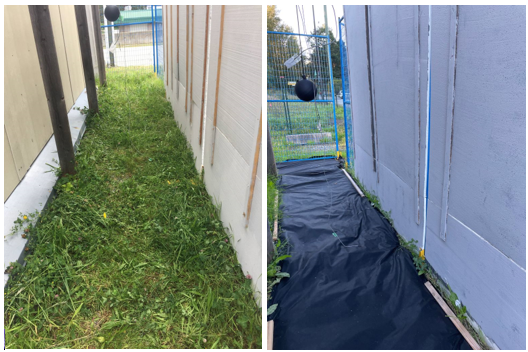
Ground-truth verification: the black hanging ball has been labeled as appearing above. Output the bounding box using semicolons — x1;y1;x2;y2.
294;75;317;102
104;5;121;22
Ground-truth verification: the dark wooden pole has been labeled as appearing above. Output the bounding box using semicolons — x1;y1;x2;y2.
29;5;76;176
74;5;98;113
267;221;275;264
267;122;278;176
91;5;106;86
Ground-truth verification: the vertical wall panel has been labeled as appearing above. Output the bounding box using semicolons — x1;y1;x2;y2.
214;6;262;166
49;5;74;109
59;5;85;101
4;5;86;200
85;5;99;83
369;6;417;187
4;128;20;201
164;5;262;301
447;5;526;267
344;5;526;349
4;5;53;180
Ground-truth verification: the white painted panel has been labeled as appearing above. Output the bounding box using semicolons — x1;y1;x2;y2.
164;5;262;302
215;6;261;166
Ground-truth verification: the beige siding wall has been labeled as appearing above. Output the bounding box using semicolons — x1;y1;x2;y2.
163;5;262;301
4;5;86;201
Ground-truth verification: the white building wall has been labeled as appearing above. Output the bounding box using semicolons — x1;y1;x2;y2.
163;5;263;303
343;5;525;349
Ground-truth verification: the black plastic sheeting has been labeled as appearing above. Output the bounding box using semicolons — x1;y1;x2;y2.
268;159;470;350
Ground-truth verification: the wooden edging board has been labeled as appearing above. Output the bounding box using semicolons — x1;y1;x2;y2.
424;281;481;350
267;320;274;350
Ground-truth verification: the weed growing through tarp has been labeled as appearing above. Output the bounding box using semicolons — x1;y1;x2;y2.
4;70;261;349
266;176;290;315
267;176;282;232
343;167;489;349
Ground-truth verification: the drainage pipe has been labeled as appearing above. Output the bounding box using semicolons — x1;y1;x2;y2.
422;5;432;256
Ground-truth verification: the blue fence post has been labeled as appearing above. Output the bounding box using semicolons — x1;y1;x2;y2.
326;34;339;156
339;18;351;166
154;6;159;75
151;6;155;72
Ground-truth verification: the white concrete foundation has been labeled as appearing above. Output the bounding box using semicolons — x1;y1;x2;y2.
4;90;88;286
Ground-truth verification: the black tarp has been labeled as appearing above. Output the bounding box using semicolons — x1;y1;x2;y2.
268;159;470;350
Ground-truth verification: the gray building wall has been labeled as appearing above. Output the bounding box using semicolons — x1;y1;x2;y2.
343;5;525;349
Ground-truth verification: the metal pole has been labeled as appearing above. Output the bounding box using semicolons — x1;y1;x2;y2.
92;5;106;86
324;5;340;154
339;18;351;166
155;6;159;75
281;86;292;134
107;5;115;67
103;5;109;65
151;6;155;72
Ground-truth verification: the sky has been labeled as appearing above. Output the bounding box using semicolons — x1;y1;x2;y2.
275;5;344;37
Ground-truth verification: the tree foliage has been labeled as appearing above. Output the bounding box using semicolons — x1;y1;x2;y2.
267;6;302;91
306;25;341;79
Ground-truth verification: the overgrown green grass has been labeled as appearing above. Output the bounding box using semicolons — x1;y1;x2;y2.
268;103;349;162
4;70;261;349
266;177;280;231
265;176;289;314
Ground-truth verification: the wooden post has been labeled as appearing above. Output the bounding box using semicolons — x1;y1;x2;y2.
91;5;106;86
185;5;189;112
210;5;226;165
199;5;210;145
267;320;274;350
74;5;98;113
267;122;277;176
28;5;76;176
267;221;274;264
245;111;262;228
189;5;195;123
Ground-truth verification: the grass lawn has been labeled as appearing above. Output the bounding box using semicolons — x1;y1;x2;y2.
268;102;352;163
4;70;261;349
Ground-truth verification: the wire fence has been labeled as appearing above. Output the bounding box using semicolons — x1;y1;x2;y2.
267;31;338;163
99;5;163;77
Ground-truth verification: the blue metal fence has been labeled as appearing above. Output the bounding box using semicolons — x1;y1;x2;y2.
267;31;339;163
153;5;163;78
339;18;353;167
99;5;163;78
